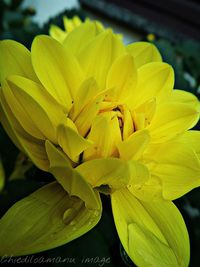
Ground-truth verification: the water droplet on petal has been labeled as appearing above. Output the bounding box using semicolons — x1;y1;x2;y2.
69;220;76;226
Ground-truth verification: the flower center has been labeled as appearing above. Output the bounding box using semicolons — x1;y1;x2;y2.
99;101;135;141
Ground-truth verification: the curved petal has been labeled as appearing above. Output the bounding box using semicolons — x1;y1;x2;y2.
0;159;5;191
2;80;44;140
106;53;137;102
128;62;174;109
148;102;199;142
126;41;162;68
7;75;64;143
0;181;102;256
78;30;125;89
144;141;200;199
31;35;84;110
0;86;49;171
63;15;82;32
70;78;101;121
111;188;189;267
57;119;92;162
45;140;72;168
171;89;200;112
117;129;150;160
74;93;104;137
83;112;121;160
177;130;200;158
0;40;38;83
49;24;67;43
76;158;148;190
63;20;103;56
0;92;24;151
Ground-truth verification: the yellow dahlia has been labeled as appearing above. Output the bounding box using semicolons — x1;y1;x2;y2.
0;17;200;267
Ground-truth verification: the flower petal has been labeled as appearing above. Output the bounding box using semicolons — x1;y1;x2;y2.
31;35;84;110
171;89;200;112
111;188;189;267
49;24;67;43
57;119;92;162
74;94;104;137
117;129;150;160
0;159;5;191
2;80;44;140
0;181;101;256
106;53;137;101
148;102;199;142
63;20;102;55
70;78;101;121
0;90;24;151
77;158;148;190
126;41;162;68
7;75;64;143
78;30;125;89
177;130;200;158
83;112;121;160
128;62;174;109
144;141;200;199
0;86;49;171
0;40;38;83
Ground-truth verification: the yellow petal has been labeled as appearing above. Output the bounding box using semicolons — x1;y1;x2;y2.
128;224;178;267
74;94;103;137
63;20;102;56
0;40;38;83
77;158;148;190
140;199;189;267
171;89;200;112
177;130;200;158
128;62;174;109
78;30;125;89
70;78;101;121
49;24;67;43
122;107;134;140
133;98;156;131
7;75;64;143
118;129;150;160
144;141;200;199
83;112;121;160
2;81;44;140
0;86;49;171
111;188;189;267
77;158;129;189
149;102;199;142
0;181;101;256
0;91;24;151
19;136;49;171
63;15;82;32
45;140;72;168
126;41;162;68
0;159;5;191
128;175;163;201
31;35;84;111
57;119;92;162
106;54;137;101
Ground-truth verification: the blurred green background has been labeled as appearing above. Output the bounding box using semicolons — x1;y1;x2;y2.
0;0;200;266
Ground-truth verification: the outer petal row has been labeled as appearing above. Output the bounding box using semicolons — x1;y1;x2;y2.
111;188;189;267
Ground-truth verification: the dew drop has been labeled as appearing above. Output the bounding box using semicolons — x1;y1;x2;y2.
69;220;76;226
63;208;74;224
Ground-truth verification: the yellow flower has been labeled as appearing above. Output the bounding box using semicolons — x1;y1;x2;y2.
49;15;104;43
0;17;200;266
